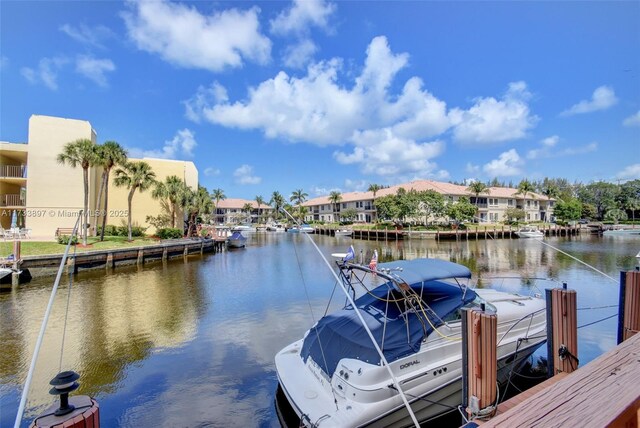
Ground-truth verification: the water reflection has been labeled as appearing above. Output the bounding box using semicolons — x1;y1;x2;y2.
0;232;638;427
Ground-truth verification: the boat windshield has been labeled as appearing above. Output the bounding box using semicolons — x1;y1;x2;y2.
300;259;477;377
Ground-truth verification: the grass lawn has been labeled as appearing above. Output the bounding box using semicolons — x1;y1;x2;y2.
0;236;161;257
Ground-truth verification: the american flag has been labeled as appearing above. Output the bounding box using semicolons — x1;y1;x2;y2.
369;250;378;271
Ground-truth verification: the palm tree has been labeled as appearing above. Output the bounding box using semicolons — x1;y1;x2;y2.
540;183;559;223
290;189;308;221
94;141;127;240
57;138;98;245
466;181;490;222
182;186;213;236
113;161;157;241
255;195;265;222
515;179;536;222
270;191;285;220
368;184;382;222
329;190;342;223
152;175;187;228
242;202;254;223
211;188;226;224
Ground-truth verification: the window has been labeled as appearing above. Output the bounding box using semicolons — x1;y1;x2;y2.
342;203;347;208
489;198;498;206
508;199;514;206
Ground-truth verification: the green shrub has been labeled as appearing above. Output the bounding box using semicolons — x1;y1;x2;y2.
157;228;183;239
57;235;78;245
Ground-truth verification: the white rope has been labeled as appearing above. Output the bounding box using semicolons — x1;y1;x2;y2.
14;212;82;428
534;238;619;284
282;208;420;428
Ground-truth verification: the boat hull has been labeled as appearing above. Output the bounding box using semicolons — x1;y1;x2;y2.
276;341;543;428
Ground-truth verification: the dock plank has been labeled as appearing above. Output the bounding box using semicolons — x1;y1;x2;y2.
482;333;640;427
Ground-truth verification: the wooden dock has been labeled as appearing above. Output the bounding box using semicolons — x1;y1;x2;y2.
477;332;640;427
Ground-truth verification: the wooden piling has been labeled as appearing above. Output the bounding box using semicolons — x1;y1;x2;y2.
617;269;640;344
462;307;497;420
545;286;578;376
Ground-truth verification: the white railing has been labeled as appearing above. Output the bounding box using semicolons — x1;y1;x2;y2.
0;165;26;178
1;194;25;207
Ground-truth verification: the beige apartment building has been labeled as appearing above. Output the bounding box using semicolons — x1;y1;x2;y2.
0;115;198;237
213;198;274;224
303;180;554;224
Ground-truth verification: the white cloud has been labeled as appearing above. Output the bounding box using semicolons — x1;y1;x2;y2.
122;0;271;72
129;129;197;160
623;110;640;127
21;57;68;90
334;128;445;177
75;55;115;87
450;81;538;144
233;164;261;185
561;85;618;116
343;179;367;192
270;0;335;35
527;135;597;160
616;164;640;180
184;82;229;123
204;167;220;177
466;163;480;174
60;23;115;48
282;39;318;69
184;36;450;148
483;149;523;177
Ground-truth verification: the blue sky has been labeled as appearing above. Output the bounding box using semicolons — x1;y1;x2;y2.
1;1;639;200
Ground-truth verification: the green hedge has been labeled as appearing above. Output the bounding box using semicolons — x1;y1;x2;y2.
57;235;78;245
156;228;183;239
98;224;147;237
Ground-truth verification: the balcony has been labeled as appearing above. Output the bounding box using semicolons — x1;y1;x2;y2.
0;165;26;178
0;194;25;207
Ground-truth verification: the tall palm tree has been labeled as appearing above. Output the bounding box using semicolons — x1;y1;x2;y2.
290;189;308;221
270;191;285;220
113;161;157;241
152;175;187;228
515;179;536;222
466;181;490;221
255;195;265;222
57;138;98;245
329;190;342;223
368;184;382;222
211;188;226;224
182;186;213;236
540;183;559;223
95;141;127;240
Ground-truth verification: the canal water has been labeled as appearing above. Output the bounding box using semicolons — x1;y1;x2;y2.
1;233;638;427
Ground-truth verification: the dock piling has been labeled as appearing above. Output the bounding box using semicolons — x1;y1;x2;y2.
462;306;497;422
545;285;578;376
617;269;640;344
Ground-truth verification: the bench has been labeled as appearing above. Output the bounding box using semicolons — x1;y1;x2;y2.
55;228;75;237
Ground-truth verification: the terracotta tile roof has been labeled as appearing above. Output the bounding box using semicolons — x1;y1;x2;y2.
215;198;272;209
303;179;551;206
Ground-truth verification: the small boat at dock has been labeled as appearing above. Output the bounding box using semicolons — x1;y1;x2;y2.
602;228;640;236
226;231;247;248
515;225;544;238
287;224;315;234
275;257;547;427
334;228;353;237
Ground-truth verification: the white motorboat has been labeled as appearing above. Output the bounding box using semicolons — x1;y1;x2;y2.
288;224;316;234
275;258;546;427
515;226;544;238
0;267;12;281
226;231;247;248
232;224;257;233
334;229;353;237
603;228;640;236
267;222;286;232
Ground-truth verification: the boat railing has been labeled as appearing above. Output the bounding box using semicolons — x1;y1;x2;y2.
496;306;546;346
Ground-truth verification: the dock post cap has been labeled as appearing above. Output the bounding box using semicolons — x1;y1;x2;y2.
49;370;80;416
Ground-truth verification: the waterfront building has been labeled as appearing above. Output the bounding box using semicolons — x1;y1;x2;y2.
303;180;554;224
0;115;198;237
213;198;274;225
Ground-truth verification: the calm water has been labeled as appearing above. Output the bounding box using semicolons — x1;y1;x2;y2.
1;233;638;427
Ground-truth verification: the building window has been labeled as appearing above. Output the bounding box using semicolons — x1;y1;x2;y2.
508;199;514;206
489;198;498;206
342;203;347;208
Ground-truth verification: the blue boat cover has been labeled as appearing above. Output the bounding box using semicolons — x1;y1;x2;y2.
229;231;245;240
300;259;476;377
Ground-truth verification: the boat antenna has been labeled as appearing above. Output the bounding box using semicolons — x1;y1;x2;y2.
281;207;420;428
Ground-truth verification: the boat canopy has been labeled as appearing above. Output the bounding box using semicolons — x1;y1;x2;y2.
229;231;245;240
301;259;476;377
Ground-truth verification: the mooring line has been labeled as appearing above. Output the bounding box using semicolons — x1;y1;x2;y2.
534;238;619;284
